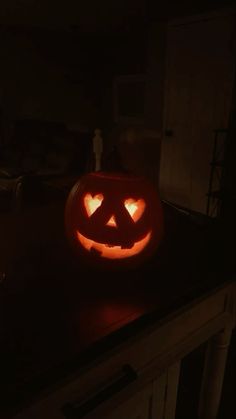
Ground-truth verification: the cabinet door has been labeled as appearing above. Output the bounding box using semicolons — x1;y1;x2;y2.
106;384;153;419
160;12;235;213
152;363;180;419
106;374;168;419
162;362;181;419
152;372;168;418
106;363;180;419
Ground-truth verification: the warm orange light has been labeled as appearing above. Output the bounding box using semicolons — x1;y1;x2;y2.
84;193;103;217
66;172;164;268
76;230;152;259
124;198;146;222
84;195;146;227
106;215;117;227
99;304;145;326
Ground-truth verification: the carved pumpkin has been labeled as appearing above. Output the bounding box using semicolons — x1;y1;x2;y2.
65;172;164;268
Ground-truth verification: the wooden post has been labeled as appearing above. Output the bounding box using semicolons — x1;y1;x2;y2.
198;327;232;419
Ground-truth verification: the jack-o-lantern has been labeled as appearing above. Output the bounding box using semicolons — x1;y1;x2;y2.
65;172;164;269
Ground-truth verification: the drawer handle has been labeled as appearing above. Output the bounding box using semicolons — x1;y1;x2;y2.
62;364;137;418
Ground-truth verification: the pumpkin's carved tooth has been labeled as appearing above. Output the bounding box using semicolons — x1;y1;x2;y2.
121;243;134;249
90;247;102;256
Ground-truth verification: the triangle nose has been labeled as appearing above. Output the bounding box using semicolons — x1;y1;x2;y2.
106;215;117;227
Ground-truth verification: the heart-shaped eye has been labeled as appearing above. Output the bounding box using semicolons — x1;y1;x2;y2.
84;193;104;217
124;198;146;222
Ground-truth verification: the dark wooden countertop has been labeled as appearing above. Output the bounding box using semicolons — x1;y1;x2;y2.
0;200;234;417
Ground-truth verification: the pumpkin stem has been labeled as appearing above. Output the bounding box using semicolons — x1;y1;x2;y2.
102;145;127;172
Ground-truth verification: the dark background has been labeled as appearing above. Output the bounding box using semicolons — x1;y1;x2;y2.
0;1;235;418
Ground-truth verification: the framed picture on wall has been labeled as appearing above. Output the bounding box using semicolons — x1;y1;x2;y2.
113;74;146;124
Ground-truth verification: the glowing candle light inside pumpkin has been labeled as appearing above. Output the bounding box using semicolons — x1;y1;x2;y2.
84;193;103;217
124;198;146;222
65;172;164;268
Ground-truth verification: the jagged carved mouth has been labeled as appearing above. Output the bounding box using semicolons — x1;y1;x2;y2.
76;230;151;259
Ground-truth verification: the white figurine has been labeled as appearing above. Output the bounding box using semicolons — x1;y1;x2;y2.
92;128;103;171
